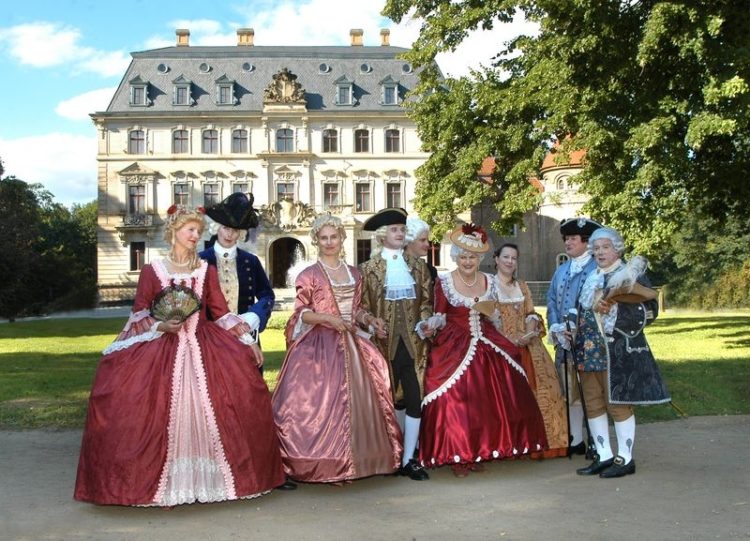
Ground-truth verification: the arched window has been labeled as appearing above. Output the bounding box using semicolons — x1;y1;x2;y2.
202;129;219;154
322;129;338;153
354;129;369;153
276;128;294;152
385;129;400;153
232;129;248;153
172;129;188;154
128;130;145;154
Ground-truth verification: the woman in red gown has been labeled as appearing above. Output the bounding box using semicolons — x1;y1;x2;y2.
419;224;547;477
74;206;285;506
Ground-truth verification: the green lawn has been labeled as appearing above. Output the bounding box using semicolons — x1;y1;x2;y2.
0;310;748;428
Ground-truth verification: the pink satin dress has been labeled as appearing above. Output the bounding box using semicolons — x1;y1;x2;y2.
419;273;547;468
272;263;402;483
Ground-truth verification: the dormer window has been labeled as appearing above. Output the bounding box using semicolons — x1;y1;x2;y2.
215;74;238;106
128;75;151;106
380;76;400;105
334;75;354;106
172;75;194;106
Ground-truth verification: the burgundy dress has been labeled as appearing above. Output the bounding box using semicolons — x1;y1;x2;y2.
74;260;285;506
419;273;548;468
272;263;402;483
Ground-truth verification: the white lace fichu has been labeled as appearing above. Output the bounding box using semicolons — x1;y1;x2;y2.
381;248;416;300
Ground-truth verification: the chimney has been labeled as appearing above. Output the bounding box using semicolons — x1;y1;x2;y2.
237;28;255;46
380;28;390;47
349;28;363;47
176;29;190;47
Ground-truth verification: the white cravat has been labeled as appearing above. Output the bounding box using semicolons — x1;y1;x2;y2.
381;247;416;300
569;252;592;276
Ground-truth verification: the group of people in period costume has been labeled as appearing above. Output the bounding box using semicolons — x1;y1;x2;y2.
74;196;670;508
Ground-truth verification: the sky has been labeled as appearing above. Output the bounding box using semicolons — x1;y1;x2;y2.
0;0;536;206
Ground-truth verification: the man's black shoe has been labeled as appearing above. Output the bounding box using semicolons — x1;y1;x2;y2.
398;459;429;481
276;478;298;490
568;442;586;456
576;456;614;476
599;456;635;478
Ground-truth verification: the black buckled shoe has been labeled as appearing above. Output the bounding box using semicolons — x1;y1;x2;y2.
276;478;298;490
599;456;635;478
568;442;586;456
576;455;614;476
398;459;430;481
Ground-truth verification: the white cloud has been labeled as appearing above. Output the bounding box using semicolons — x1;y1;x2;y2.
0;21;129;77
55;88;117;121
0;133;97;205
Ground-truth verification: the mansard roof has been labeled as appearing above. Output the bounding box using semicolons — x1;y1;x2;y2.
102;44;430;115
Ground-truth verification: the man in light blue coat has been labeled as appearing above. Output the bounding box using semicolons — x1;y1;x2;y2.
546;217;602;455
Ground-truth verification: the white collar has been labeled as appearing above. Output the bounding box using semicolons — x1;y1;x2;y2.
381;247;403;261
597;259;622;274
214;243;238;260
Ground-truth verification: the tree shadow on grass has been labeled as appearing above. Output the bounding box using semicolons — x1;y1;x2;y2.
0;318;123;340
649;316;750;335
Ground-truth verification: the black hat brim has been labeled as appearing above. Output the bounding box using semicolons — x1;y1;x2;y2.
362;208;408;231
560;218;602;237
205;192;259;230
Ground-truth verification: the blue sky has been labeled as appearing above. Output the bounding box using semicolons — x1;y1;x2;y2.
0;0;534;206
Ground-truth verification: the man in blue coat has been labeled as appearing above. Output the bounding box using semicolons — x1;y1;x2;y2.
546;217;602;455
200;192;275;349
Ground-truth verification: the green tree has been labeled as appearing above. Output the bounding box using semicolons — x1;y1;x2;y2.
383;0;750;256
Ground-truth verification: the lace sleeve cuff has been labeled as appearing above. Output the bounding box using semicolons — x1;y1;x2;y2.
216;312;257;344
290;308;313;342
103;309;163;355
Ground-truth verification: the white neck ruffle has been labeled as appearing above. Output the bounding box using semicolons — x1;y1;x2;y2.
381;248;416;300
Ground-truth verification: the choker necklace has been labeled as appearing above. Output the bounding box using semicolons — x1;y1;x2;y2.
457;271;478;288
319;259;344;271
166;256;190;267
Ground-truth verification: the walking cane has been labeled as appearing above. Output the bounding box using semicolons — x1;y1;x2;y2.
566;309;596;460
561;342;573;459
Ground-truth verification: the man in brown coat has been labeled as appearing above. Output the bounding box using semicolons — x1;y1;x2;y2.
360;208;434;480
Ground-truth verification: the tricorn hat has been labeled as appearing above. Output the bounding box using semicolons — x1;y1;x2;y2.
362;207;408;231
449;223;490;253
205;192;259;230
560;217;602;237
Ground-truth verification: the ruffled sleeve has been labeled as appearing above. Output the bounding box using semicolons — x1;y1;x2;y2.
284;267;316;346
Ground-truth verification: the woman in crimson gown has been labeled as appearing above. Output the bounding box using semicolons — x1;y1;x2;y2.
419;224;547;477
272;215;402;483
74;206;285;506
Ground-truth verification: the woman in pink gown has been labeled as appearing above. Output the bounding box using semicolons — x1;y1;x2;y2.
419;224;547;477
74;206;285;506
272;215;402;483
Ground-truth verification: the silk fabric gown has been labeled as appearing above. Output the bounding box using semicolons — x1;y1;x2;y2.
272;263;402;483
74;260;285;506
419;273;547;468
494;278;569;458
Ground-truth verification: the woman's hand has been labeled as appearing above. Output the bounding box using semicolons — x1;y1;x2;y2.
250;343;264;367
322;314;354;333
158;318;183;334
371;317;388;339
419;321;435;338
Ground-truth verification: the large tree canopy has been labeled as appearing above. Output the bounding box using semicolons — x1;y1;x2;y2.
383;0;750;256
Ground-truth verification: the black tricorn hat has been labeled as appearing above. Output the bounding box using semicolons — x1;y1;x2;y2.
560;217;602;237
205;192;259;230
362;207;408;231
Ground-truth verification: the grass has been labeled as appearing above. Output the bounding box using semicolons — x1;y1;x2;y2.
1;310;748;428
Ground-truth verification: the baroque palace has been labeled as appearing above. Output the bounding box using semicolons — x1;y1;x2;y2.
94;28;585;303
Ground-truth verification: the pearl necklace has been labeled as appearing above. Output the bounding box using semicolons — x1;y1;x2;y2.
166;256;190;267
456;271;478;288
319;259;344;271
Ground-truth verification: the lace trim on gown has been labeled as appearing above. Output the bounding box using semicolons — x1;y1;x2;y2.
422;273;527;406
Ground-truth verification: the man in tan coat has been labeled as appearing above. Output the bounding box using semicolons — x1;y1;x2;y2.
359;208;434;480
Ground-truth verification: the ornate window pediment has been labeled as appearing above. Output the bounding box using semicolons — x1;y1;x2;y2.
379;75;400;105
172;74;194;106
129;75;151;106
215;74;238;105
263;68;306;104
119;162;158;184
334;75;355;106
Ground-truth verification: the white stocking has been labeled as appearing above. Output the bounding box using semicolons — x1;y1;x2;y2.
402;415;421;467
587;414;613;461
614;415;636;464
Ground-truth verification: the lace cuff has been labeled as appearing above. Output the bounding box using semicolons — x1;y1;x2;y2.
103;309;163;355
240;311;261;332
215;312;257;344
290;309;313;342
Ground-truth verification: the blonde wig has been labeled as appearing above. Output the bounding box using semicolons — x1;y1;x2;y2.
163;205;206;270
310;214;347;259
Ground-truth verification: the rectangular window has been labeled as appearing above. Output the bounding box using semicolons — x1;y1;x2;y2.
337;86;350;105
129;241;146;271
354;129;369;153
233;182;248;194
383;85;397;105
128;185;145;214
203;184;220;207
355;183;371;212
173;183;189;206
232;129;248;153
172;129;189;154
385;129;400;153
323;183;340;209
219;85;231;104
276;128;294;152
427;241;441;267
322;129;338;153
356;239;372;265
128;130;145;154
202;130;218;154
132;86;144;105
386;182;402;208
277;182;295;201
175;86;188;105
